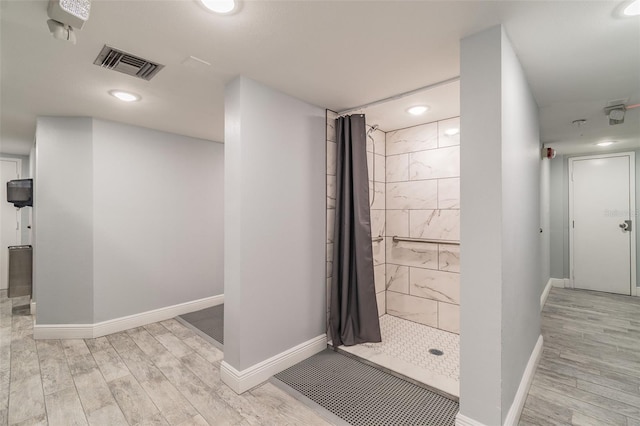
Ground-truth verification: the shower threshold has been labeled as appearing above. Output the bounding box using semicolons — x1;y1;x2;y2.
336;314;460;400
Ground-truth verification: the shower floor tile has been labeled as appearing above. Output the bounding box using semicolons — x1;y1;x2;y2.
338;314;460;398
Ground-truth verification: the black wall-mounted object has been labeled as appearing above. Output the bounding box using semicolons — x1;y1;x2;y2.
6;178;33;208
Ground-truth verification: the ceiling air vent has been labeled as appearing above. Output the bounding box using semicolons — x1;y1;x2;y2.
93;45;164;81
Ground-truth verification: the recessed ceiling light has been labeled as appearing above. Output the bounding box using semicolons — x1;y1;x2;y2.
407;105;429;116
199;0;236;14
109;90;140;102
623;0;640;15
444;128;460;136
596;141;616;147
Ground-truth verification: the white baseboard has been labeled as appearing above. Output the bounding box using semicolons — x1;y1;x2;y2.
33;323;94;339
221;334;327;394
33;294;223;340
503;335;543;426
456;335;543;426
455;413;487;426
30;300;36;315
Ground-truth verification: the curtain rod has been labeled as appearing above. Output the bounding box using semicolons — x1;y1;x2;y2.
336;75;460;116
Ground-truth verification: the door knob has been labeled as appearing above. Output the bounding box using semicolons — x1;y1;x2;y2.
619;220;632;231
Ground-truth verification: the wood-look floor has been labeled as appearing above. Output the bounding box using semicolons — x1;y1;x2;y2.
521;288;640;426
0;292;331;426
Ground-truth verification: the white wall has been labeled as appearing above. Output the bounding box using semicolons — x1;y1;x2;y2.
34;117;224;325
92;119;224;322
460;26;504;425
224;76;325;372
459;25;541;425
499;27;542;422
35;117;94;324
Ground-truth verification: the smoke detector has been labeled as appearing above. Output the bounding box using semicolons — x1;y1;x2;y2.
48;0;90;29
47;0;90;44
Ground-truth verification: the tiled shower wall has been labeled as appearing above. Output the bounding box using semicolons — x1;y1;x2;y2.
385;118;461;333
326;112;460;336
326;111;386;336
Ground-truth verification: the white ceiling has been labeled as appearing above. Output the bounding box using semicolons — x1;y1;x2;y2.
1;1;639;155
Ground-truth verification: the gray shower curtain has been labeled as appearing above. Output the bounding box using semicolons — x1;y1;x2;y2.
330;114;382;347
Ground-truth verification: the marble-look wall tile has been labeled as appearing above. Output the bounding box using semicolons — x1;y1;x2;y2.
386;238;438;269
370;210;385;238
367;128;386;156
370;182;385;210
326;175;336;209
386;180;437;210
439;245;460;273
367;152;385;183
438;117;460;148
386;292;437;327
326;243;334;265
327;111;337;143
326;244;333;278
386;264;409;294
409;210;460;241
386;154;409;183
326;142;336;176
383;116;460;334
373;237;385;266
376;292;386;317
374;154;385;183
326;278;331;315
438;302;460;334
438;178;460;209
386;122;437;155
386;210;409;237
374;264;386;294
409;146;460;180
326;210;335;244
410;268;460;304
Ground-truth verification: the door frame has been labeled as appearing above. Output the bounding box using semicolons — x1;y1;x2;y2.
569;152;637;296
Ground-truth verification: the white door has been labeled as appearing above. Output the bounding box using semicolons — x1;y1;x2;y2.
1;158;21;290
570;153;636;295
